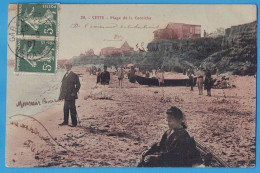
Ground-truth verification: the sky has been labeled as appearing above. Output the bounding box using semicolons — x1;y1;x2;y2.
8;4;257;60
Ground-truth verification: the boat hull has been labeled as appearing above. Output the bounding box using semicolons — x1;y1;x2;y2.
135;75;197;87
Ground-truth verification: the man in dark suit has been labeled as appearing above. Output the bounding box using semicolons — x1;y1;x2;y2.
59;61;81;127
101;66;110;85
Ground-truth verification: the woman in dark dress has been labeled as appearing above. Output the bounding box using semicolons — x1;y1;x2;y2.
138;106;202;167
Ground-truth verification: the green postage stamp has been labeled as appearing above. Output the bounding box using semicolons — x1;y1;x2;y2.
15;39;56;73
12;3;58;73
17;4;58;37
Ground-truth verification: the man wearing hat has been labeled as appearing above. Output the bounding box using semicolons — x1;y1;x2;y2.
101;66;110;85
59;61;81;127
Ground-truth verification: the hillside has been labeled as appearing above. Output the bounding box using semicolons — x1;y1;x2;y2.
70;21;256;75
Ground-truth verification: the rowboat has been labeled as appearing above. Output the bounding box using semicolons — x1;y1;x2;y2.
134;75;197;87
195;139;230;167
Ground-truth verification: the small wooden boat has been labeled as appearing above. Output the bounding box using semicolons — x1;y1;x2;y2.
195;139;230;167
135;75;197;87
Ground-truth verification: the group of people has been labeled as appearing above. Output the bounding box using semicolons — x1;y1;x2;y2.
187;67;215;96
96;66;111;85
58;62;204;167
58;63;215;128
109;66;136;88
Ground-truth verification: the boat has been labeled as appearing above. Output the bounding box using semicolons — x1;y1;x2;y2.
195;139;230;167
134;75;197;87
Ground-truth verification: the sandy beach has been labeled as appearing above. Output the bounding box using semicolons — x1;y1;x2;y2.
6;67;256;167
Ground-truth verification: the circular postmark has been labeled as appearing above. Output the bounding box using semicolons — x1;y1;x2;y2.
8;11;57;64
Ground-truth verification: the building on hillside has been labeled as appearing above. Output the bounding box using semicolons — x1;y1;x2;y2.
120;41;134;54
153;23;201;40
100;41;135;56
100;47;120;56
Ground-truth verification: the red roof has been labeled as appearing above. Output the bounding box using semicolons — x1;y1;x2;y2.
121;41;133;49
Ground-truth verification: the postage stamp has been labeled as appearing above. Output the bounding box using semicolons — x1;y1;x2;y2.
8;3;59;73
16;3;58;37
15;39;56;73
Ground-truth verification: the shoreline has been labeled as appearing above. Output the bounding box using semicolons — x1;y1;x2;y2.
6;67;64;123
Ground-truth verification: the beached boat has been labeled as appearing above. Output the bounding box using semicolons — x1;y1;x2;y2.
134;75;197;87
195;139;230;167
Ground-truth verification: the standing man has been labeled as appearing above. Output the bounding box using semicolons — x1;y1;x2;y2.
59;61;81;127
197;76;203;95
157;70;164;86
96;68;102;84
101;66;110;85
196;67;204;95
129;66;136;83
204;70;213;96
145;70;150;78
100;66;110;98
187;68;194;91
117;67;124;88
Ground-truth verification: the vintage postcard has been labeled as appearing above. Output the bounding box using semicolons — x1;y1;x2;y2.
6;4;256;167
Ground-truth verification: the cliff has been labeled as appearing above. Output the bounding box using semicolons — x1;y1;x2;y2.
201;21;256;75
145;21;256;75
145;37;223;72
70;21;256;75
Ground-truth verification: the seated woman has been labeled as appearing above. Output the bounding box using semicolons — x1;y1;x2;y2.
138;106;202;167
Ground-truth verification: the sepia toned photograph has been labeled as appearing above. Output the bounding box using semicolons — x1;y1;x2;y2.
6;4;256;167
